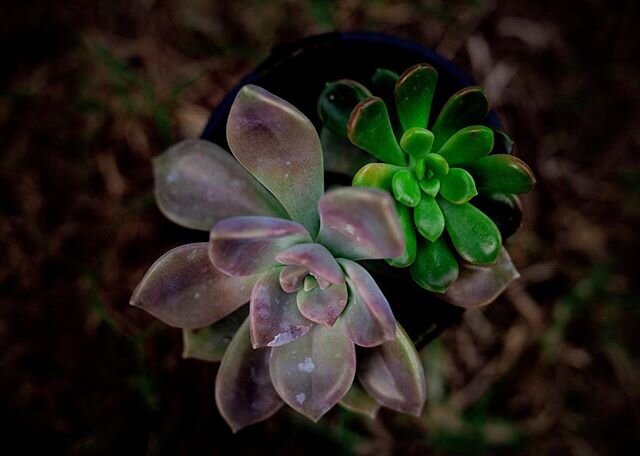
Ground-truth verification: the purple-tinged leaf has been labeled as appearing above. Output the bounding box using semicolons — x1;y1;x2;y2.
227;85;324;235
317;187;405;261
296;282;348;327
210;216;311;277
276;243;345;285
338;259;396;347
270;322;356;421
130;243;256;329
339;382;380;419
215;317;283;432
442;248;520;308
182;306;248;362
250;268;313;348
279;265;307;293
358;324;426;416
153;139;286;231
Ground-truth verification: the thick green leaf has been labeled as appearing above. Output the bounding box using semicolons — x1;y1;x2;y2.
339;381;380;419
392;169;421;207
209;216;311;277
414;195;445;241
347;97;406;166
386;203;417;267
419;176;440;197
130;243;256;329
395;63;438;131
437;125;494;165
227;85;324;235
464;154;536;194
317;187;405;261
270;322;356;421
442;248;519;307
296;282;348;327
409;238;459;293
338;259;396;347
472;192;523;239
439;198;502;264
439;168;478;204
250;268;313;348
358;323;426;416
431;87;489;152
320;127;374;176
424;153;449;176
352;163;403;190
400;127;434;160
215;318;283;432
318;79;372;138
153;139;286;231
182;306;249;362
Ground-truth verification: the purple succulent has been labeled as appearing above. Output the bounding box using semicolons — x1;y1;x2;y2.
131;85;427;431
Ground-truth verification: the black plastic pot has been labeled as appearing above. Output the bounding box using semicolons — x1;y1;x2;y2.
201;32;503;348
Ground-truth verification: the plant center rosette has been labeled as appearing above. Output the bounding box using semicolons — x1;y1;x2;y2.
131;85;426;431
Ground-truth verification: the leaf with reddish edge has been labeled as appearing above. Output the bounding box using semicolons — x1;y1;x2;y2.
339;381;380;419
215;317;283;433
358;323;426;416
130;243;256;329
276;243;345;285
338;259;396;347
279;265;307;293
464;154;536;194
442;248;520;308
296;282;348;327
395;63;438;132
270;322;356;422
182;306;248;363
250;268;313;348
316;187;405;261
227;85;324;236
153;139;286;231
210;216;311;277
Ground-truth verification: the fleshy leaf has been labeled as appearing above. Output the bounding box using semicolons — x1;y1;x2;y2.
491;129;514;155
317;187;405;261
442;248;520;307
400;127;434;160
130;243;255;329
352;163;403;190
431;87;489;152
182;306;249;362
338;259;396;347
227;85;324;235
424;153;449;176
419;176;440;197
437;125;494;165
320;127;374;176
392;169;421;207
296;282;348;327
386;203;417;268
215;318;283;432
439;168;478;204
439;198;502;264
210;216;311;276
339;381;380;419
276;243;344;285
464;154;536;194
269;322;356;421
318;80;372;138
279;265;307;293
410;238;459;293
414;195;445;241
250;268;313;348
358;323;426;416
347;97;406;166
472;192;523;239
395;63;438;131
153;139;286;231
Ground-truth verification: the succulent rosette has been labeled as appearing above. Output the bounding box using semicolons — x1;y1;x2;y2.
318;63;535;298
131;85;427;431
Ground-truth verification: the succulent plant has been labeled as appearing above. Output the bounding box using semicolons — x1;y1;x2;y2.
318;64;535;295
131;85;427;431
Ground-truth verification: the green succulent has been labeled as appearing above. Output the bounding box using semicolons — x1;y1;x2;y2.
318;64;535;293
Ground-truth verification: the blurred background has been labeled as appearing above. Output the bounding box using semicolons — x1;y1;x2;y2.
2;0;639;454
